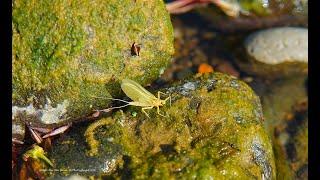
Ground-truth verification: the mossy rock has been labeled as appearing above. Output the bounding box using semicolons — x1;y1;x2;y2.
12;0;174;127
45;122;124;177
66;72;275;179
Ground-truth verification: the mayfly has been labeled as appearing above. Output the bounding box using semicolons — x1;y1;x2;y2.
94;79;171;117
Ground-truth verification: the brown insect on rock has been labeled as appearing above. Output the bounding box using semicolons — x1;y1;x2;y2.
131;42;141;56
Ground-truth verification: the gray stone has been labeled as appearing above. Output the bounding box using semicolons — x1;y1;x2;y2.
244;27;308;65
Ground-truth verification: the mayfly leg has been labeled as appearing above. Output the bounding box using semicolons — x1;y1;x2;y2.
157;91;166;99
165;95;172;107
142;106;154;118
156;106;167;117
157;91;171;106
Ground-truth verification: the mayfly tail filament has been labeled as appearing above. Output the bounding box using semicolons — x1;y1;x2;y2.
91;95;131;112
97;103;131;113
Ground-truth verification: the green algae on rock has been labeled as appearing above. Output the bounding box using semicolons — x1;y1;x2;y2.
45;122;124;177
81;72;276;179
12;0;174;131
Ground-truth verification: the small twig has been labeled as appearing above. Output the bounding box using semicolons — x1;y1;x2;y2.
166;0;211;14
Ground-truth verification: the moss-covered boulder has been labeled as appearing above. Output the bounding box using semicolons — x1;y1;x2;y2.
12;0;174;129
46;72;275;179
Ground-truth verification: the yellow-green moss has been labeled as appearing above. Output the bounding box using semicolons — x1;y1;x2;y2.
84;72;275;179
12;0;174;121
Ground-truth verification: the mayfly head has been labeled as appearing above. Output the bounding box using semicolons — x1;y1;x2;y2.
153;98;166;107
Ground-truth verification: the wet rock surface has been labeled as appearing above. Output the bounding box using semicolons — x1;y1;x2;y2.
160;16;242;82
193;0;308;32
47;73;275;179
12;0;174;130
45;121;123;178
251;75;308;179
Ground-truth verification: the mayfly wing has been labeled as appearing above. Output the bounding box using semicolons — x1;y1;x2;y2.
121;79;156;103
